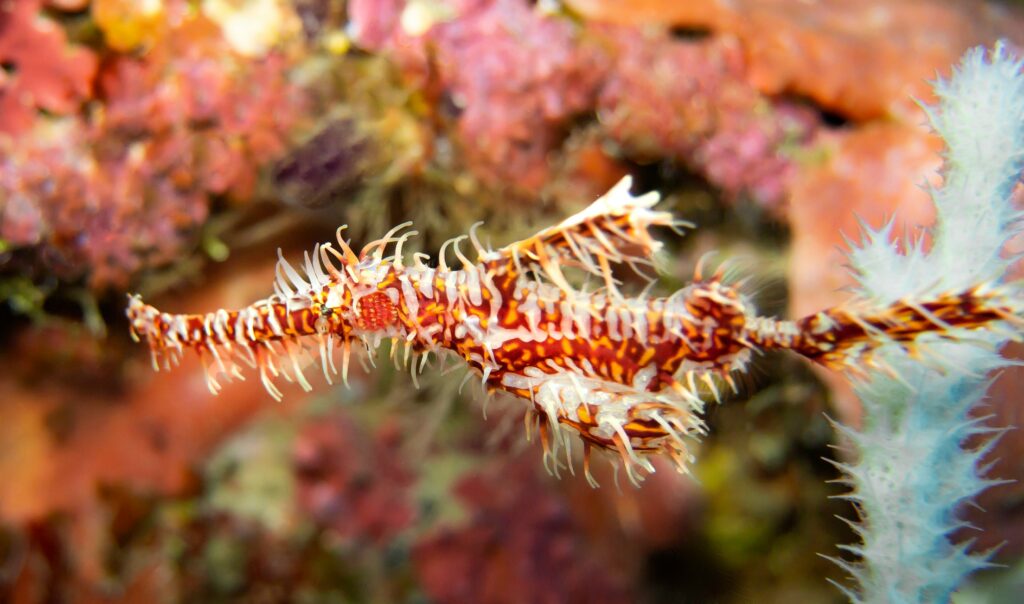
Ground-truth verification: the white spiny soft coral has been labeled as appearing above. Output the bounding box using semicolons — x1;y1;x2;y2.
831;42;1024;604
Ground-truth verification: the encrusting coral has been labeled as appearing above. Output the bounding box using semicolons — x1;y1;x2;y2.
0;0;97;137
0;0;307;289
347;0;814;206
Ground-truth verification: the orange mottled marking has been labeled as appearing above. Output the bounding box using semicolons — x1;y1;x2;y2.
773;286;1019;370
357;292;398;331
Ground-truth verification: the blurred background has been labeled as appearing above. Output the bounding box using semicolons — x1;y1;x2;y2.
1;1;1023;602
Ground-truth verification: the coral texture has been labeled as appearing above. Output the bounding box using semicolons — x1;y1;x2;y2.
412;457;634;603
831;42;1024;603
0;7;306;288
348;0;810;205
293;413;417;544
0;0;97;136
4;1;1024;601
567;0;1024;120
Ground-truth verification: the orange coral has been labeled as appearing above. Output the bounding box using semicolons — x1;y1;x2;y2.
92;0;169;52
568;0;1024;120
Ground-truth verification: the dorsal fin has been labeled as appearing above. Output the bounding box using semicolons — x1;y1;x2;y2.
483;176;691;294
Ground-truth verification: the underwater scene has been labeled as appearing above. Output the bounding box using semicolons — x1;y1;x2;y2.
2;1;1024;602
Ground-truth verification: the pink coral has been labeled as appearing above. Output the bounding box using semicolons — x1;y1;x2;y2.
568;0;1024;120
0;0;97;136
350;0;608;193
0;14;307;288
293;414;416;545
348;0;814;205
412;457;633;604
426;0;607;191
595;30;817;207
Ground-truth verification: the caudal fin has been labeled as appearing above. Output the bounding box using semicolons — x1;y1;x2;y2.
746;283;1023;373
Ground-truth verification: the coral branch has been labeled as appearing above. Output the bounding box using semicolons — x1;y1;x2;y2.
830;41;1024;603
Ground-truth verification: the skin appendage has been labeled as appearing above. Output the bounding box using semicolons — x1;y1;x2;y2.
126;177;1023;486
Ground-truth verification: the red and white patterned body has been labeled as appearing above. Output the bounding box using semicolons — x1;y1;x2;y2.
127;177;1022;485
